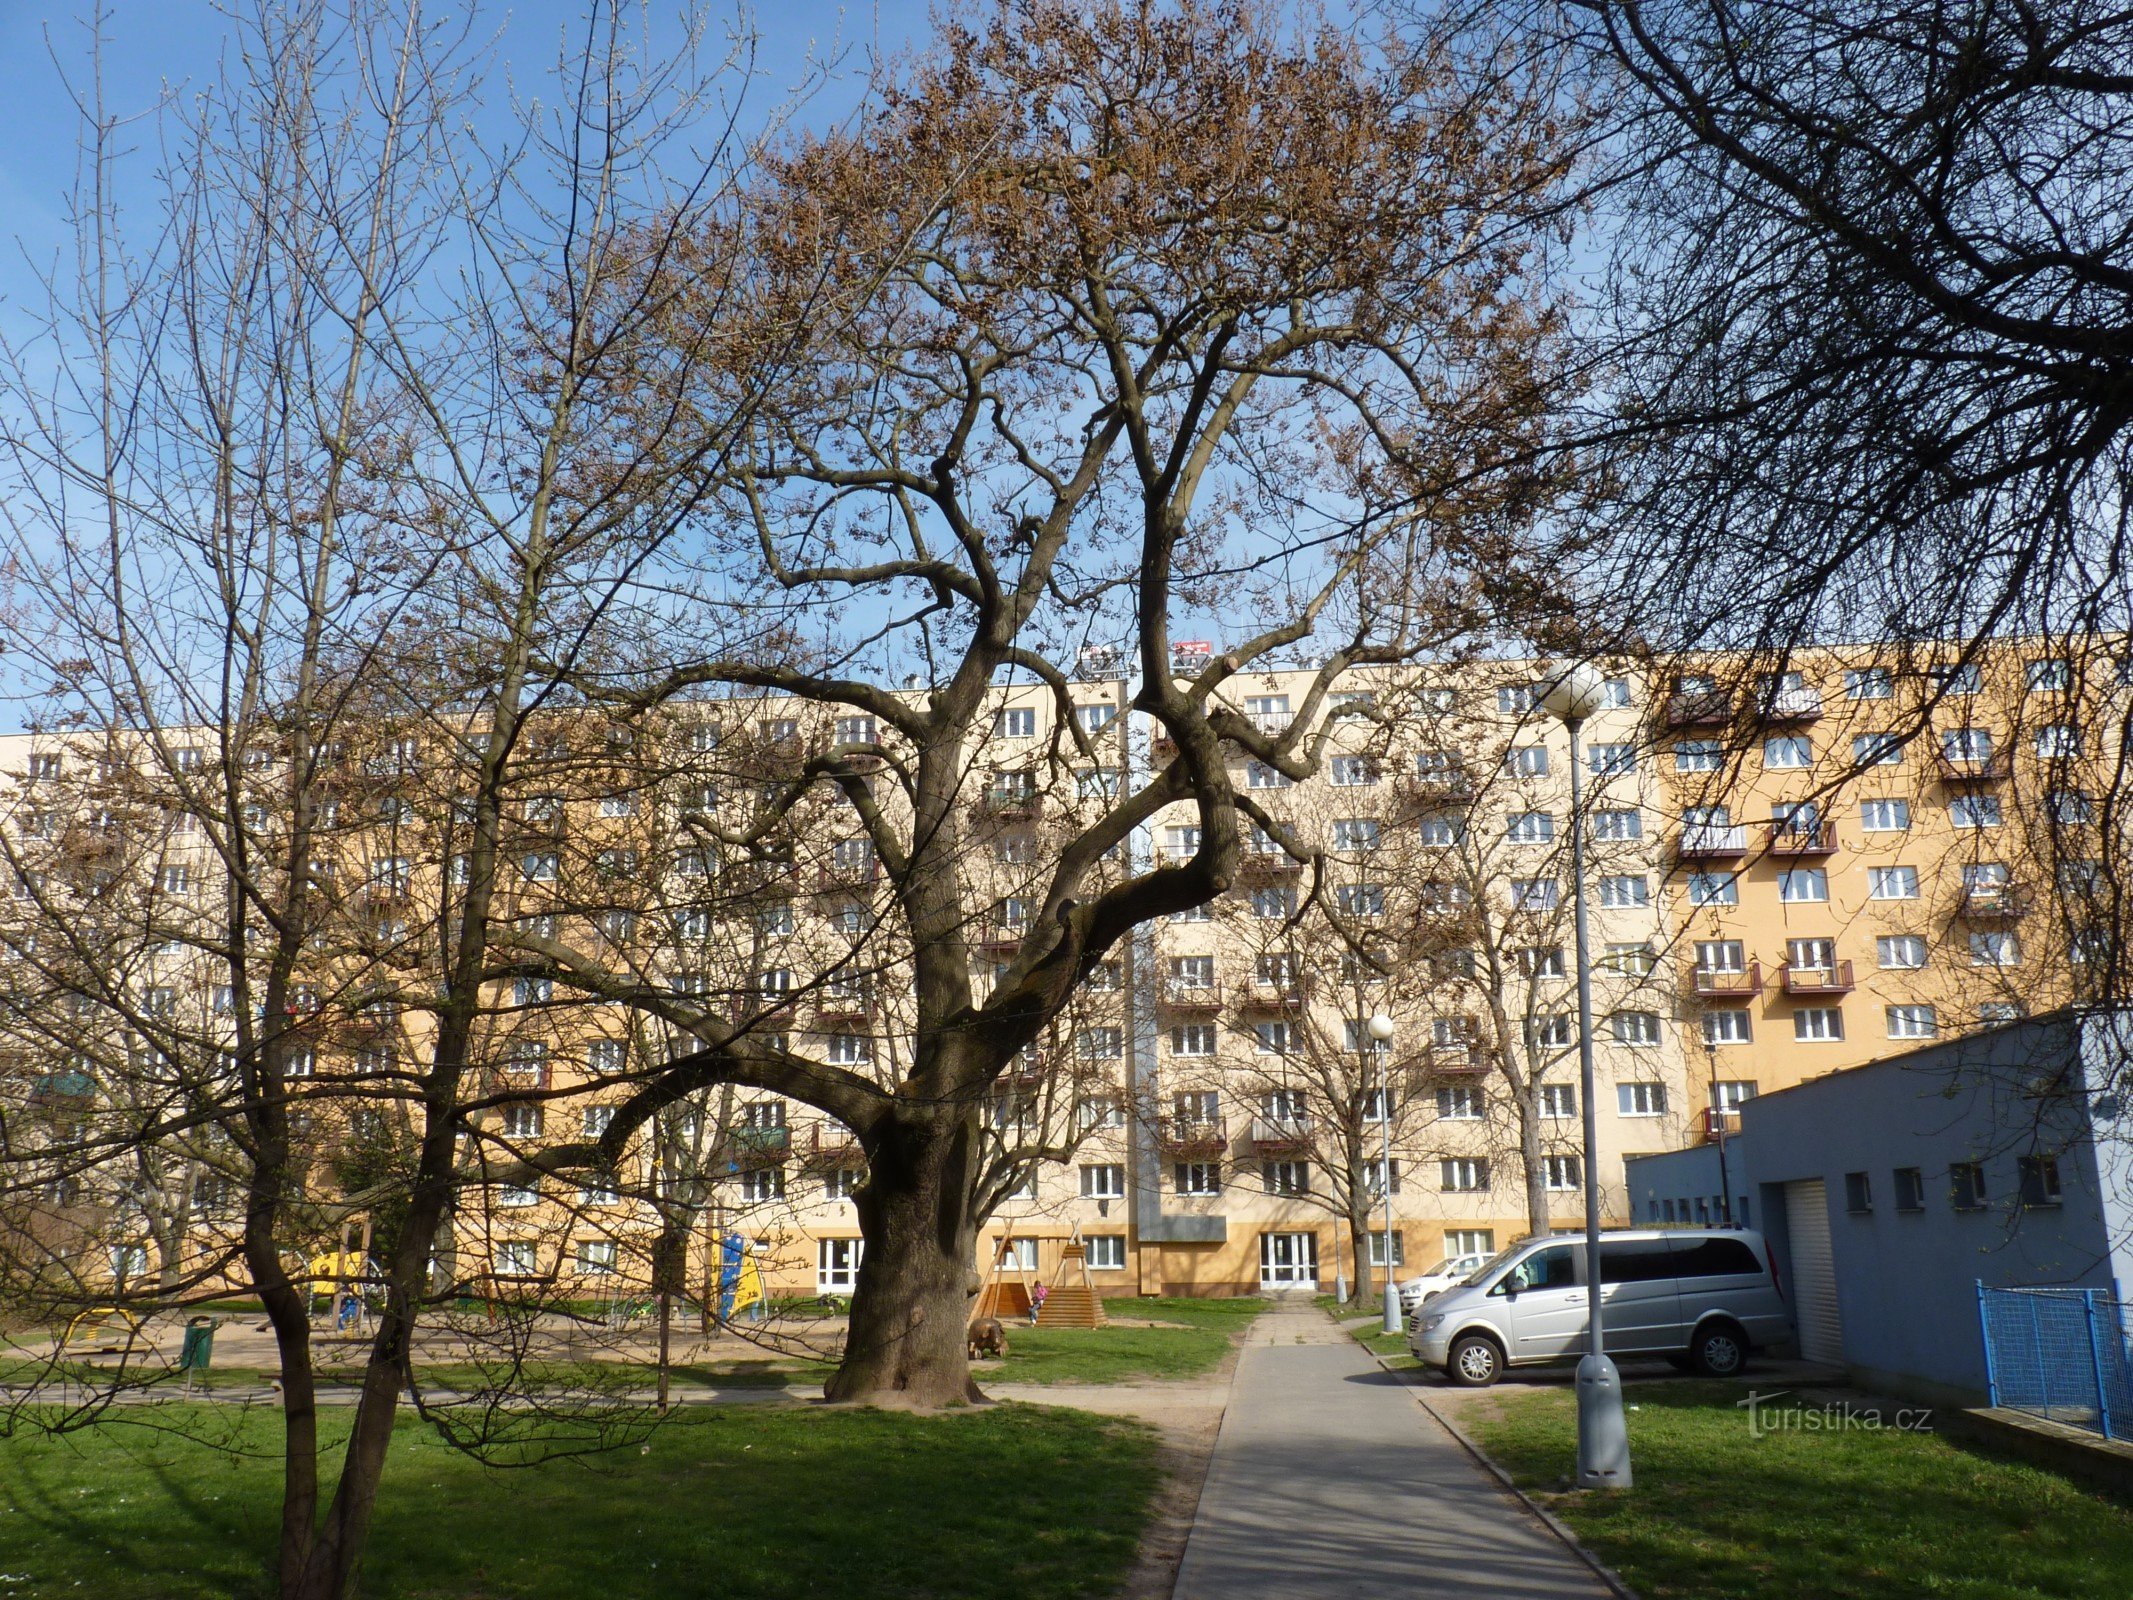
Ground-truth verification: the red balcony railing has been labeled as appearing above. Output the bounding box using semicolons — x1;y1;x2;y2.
1780;960;1854;995
1691;960;1763;999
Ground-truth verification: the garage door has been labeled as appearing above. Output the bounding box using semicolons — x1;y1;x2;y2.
1784;1179;1844;1365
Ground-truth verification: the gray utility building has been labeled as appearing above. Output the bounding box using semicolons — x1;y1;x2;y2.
1625;1010;2133;1404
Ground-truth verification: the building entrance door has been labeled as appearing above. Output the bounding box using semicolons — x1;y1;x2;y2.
1259;1231;1319;1289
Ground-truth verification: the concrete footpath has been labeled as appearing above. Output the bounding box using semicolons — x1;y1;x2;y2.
1173;1307;1614;1600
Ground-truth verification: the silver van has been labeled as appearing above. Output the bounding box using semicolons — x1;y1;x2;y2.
1407;1229;1790;1387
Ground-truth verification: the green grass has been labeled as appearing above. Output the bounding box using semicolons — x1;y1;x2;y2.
0;1401;1162;1599
1469;1383;2133;1600
980;1296;1261;1385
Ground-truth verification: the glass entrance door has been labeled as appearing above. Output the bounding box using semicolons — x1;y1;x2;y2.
1259;1231;1320;1288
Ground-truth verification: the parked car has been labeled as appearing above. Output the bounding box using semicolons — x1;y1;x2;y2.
1407;1229;1791;1387
1398;1251;1492;1313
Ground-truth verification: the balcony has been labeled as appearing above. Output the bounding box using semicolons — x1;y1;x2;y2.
727;1123;791;1164
978;926;1027;955
1958;882;2033;922
1767;821;1838;857
1935;748;2011;783
813;993;876;1026
1001;1049;1049;1089
1394;768;1475;812
1249;1115;1312;1155
1780;960;1854;995
1697;1107;1741;1144
816;858;882;892
1676;823;1749;860
1663;690;1735;728
1245;975;1309;1009
1156;1115;1228;1158
1236;850;1304;882
1691;960;1764;999
799;1124;866;1170
1757;686;1824;723
1427;1041;1481;1073
979;788;1044;822
1160;979;1224;1013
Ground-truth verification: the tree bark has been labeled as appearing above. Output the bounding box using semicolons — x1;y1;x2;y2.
825;1106;985;1406
1519;1093;1551;1240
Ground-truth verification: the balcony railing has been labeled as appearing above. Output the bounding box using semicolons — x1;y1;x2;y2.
1245;975;1309;1008
813;993;876;1025
1935;748;2011;783
1757;686;1824;722
1691;960;1763;998
1160;979;1224;1012
1767;821;1838;856
1395;768;1476;811
727;1123;791;1163
1663;690;1735;728
1780;960;1854;995
980;788;1044;821
1156;1115;1228;1157
1698;1107;1741;1143
1248;1115;1312;1154
799;1124;866;1170
1236;850;1304;881
1676;823;1748;859
1959;882;2033;922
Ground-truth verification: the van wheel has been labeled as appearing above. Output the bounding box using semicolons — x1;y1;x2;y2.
1690;1321;1748;1378
1447;1334;1504;1387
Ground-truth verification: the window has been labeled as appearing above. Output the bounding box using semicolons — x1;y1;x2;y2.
1505;745;1550;778
1950;1163;1987;1210
1764;736;1811;769
514;976;553;1006
1675;740;1722;772
1702;1009;1752;1046
1336;883;1385;918
1073;703;1119;733
1588;743;1636;775
739;1167;786;1202
1510;878;1559;911
1519;945;1567;979
1794;1007;1845;1041
1078;1027;1123;1062
495;1242;539;1278
1332;817;1381;852
1869;867;1919;900
1365;1230;1406;1268
2025;658;2072;693
1979;1002;2026;1024
1886;1005;1938;1040
1530;1014;1574;1048
1329;755;1378;787
2048;789;2094;824
575;1166;621;1208
826;1034;872;1065
1877;935;1928;970
1591;808;1644;841
1359;1085;1394;1122
818;1237;864;1291
1859;798;1910;832
1844;1171;1873;1214
1852;733;1905;766
1845;667;1893;700
1416;811;1466;846
1263;1161;1311;1195
498;1184;539;1209
1942;727;1995;763
2018;1155;2062;1208
1250;886;1296;920
1616;1082;1666;1117
1080;1164;1126;1199
1688;872;1738;906
1950;793;2003;828
1778;867;1828;903
158;865;192;895
1711;1080;1757;1112
1931;662;1982;696
1078;768;1122;799
1893;1167;1926;1212
995;707;1036;738
1611;1011;1661;1046
1599;677;1634;708
521;851;559;882
1970;931;2021;967
1440;1158;1489;1192
1175;1162;1222;1197
1446;1229;1496;1259
1497;684;1537;713
1085;1235;1127;1271
1599;875;1649;909
1506;811;1555;844
576;1240;618;1276
1543;1155;1581;1191
1253;1022;1292;1055
1540;1084;1576;1119
1436;1085;1481;1120
1171;1024;1217;1057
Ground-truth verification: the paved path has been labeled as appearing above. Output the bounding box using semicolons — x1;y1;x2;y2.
1173;1306;1613;1600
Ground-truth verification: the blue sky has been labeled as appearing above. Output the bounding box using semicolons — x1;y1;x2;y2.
0;0;941;314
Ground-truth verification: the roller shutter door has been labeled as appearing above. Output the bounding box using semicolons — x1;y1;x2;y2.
1784;1179;1844;1365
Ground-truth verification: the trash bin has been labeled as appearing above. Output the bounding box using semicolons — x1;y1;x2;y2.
179;1316;217;1372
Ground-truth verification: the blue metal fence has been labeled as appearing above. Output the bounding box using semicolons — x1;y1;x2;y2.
1977;1283;2133;1440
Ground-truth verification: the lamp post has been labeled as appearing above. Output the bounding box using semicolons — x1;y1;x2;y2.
1538;662;1633;1490
1367;1011;1400;1335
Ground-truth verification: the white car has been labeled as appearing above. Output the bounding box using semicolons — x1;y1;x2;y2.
1398;1252;1491;1314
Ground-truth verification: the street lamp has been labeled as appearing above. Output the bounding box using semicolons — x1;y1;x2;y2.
1366;1011;1400;1335
1538;662;1633;1490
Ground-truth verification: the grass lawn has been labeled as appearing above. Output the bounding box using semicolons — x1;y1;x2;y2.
982;1296;1261;1385
0;1401;1161;1599
1469;1382;2133;1600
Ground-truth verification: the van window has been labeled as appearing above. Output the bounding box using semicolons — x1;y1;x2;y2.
1498;1244;1578;1294
1670;1237;1763;1278
1598;1239;1677;1284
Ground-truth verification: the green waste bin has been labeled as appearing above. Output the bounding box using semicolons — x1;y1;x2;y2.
179;1316;217;1372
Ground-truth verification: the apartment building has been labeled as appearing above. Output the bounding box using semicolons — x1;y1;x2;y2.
0;641;2116;1305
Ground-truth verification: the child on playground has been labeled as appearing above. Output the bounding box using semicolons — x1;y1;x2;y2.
1028;1282;1047;1326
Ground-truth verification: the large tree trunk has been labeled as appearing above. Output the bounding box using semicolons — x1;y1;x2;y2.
1519;1095;1551;1240
1345;1194;1376;1310
826;1107;985;1407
